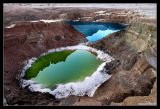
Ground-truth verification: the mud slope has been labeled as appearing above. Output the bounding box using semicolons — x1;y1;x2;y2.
87;21;157;106
60;21;157;106
4;21;86;105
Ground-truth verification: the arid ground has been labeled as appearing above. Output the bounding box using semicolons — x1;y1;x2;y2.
3;3;157;106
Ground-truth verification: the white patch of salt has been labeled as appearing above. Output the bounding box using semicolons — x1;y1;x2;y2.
5;24;16;28
30;19;63;23
94;11;106;14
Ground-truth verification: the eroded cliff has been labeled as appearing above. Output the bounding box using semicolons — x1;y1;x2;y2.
3;5;157;106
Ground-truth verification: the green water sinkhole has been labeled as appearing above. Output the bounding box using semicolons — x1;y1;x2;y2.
24;50;102;88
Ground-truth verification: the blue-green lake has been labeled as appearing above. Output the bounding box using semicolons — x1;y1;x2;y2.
31;50;102;88
65;21;127;42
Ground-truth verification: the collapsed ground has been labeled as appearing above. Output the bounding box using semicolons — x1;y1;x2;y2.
3;6;157;105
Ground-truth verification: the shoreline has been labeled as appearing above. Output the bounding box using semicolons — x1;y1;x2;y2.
19;44;114;99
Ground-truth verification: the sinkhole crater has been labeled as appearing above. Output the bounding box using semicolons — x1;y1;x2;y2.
20;45;113;99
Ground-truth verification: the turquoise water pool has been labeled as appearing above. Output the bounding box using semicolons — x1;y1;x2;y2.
65;21;126;42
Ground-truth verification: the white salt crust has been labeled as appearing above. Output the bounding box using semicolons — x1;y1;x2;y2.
20;44;114;99
5;24;16;28
30;19;63;23
5;19;63;29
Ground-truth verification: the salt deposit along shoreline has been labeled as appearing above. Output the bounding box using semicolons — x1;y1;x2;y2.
19;44;114;99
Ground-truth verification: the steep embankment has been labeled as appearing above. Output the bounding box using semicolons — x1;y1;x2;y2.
87;21;157;105
4;21;86;105
3;6;156;105
58;20;157;106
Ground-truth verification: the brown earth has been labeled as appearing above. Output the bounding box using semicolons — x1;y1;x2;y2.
3;21;86;105
3;6;157;106
87;22;157;105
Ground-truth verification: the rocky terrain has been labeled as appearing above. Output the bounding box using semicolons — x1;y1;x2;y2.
3;4;157;106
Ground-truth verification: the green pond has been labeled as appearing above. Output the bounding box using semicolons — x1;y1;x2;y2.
24;50;102;88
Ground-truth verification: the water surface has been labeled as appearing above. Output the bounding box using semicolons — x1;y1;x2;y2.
31;50;102;88
65;21;126;42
